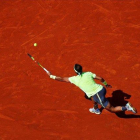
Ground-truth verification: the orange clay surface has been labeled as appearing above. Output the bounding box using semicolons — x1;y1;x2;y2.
0;0;140;140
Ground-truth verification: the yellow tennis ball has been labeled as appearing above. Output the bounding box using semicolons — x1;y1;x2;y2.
34;43;37;47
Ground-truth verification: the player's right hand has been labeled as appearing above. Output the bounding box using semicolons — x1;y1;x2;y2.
47;71;51;76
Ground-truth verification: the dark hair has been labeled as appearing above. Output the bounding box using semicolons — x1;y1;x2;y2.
74;64;82;75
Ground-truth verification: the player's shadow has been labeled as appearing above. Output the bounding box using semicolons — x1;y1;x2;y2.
107;90;140;119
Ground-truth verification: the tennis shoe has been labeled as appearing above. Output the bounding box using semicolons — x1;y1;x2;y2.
125;102;137;114
89;108;101;114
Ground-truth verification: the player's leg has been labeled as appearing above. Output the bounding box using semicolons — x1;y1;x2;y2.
89;96;101;114
105;101;137;113
105;102;125;113
91;97;98;109
97;87;137;113
91;87;137;114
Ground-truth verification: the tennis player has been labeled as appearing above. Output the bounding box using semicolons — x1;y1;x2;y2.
47;64;137;115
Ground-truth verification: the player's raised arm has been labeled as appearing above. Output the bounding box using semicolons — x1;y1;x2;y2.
94;75;112;88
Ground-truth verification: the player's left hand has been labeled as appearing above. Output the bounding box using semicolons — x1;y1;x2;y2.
106;84;112;88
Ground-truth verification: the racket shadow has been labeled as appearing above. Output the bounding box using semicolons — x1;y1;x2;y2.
107;90;140;119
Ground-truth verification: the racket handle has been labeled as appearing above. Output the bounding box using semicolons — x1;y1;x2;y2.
43;68;49;73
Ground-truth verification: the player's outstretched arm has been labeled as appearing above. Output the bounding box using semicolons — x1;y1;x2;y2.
46;71;70;82
50;75;70;82
95;75;112;88
54;77;70;82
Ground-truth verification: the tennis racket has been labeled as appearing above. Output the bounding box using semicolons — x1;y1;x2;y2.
27;53;50;74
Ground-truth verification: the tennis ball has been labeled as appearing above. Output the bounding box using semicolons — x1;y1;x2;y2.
34;43;37;47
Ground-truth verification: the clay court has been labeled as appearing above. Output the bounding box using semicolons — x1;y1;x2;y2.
0;0;140;140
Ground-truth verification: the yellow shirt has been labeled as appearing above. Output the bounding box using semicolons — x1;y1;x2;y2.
69;72;103;98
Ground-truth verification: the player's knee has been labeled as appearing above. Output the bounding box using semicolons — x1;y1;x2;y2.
110;107;116;113
105;103;115;113
105;107;115;113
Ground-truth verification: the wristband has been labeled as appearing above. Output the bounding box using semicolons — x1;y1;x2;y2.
102;81;107;86
50;75;56;79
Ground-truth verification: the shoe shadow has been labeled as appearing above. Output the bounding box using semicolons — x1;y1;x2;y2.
107;90;140;119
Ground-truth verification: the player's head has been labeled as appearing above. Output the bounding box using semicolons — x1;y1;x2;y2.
74;64;82;75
